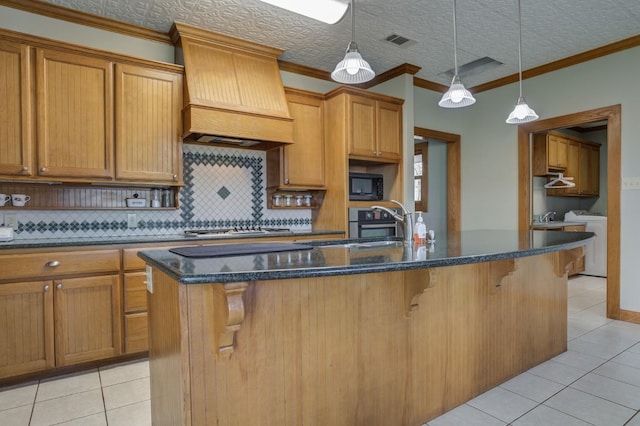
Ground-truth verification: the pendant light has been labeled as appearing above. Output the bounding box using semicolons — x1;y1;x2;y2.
506;0;538;124
439;0;476;108
331;0;375;84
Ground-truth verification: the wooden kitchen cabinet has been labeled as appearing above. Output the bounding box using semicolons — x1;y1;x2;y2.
346;93;402;162
36;48;114;179
533;131;568;176
54;274;121;366
123;271;149;353
580;142;600;196
115;64;183;184
0;40;33;177
267;88;325;189
0;280;54;378
0;249;121;378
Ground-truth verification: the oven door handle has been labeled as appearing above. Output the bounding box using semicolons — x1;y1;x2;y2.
359;223;396;229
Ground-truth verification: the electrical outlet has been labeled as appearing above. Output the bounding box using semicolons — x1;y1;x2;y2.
4;213;18;229
127;213;138;229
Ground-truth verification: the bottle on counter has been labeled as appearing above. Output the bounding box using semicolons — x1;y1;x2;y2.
414;212;426;244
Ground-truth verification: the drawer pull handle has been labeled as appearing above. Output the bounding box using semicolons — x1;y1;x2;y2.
40;167;47;173
45;260;61;267
22;166;29;172
56;283;62;290
43;285;50;291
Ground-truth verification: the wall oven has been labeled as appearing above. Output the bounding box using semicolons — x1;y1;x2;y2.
348;207;401;239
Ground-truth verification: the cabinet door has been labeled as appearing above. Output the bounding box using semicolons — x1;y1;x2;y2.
548;134;568;169
0;281;54;378
376;100;402;161
115;64;182;183
36;49;114;179
348;95;377;158
54;274;121;366
580;144;600;196
0;40;33;177
548;140;579;196
282;91;325;187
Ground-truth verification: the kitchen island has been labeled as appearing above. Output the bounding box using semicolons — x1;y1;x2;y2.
139;230;593;426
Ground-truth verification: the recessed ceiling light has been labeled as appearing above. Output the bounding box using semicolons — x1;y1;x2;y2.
257;0;348;24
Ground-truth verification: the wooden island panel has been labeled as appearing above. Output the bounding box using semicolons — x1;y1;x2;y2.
148;250;568;426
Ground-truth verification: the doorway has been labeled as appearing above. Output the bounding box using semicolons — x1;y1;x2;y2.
414;127;461;232
517;105;625;321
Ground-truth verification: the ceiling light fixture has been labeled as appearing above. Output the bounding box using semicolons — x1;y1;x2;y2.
506;0;538;124
257;0;348;24
331;0;375;84
439;0;475;108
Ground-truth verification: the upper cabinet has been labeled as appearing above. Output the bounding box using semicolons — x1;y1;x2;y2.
115;64;182;184
532;131;568;176
37;49;114;179
268;88;325;189
535;131;601;198
0;30;184;187
0;40;33;177
344;91;403;163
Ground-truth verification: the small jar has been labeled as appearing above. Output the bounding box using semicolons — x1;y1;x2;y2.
150;189;161;208
272;194;282;207
295;195;303;207
283;194;293;207
303;194;313;207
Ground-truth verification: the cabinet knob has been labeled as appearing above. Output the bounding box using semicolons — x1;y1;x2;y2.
21;166;28;172
40;167;47;173
45;260;61;267
56;283;62;290
173;174;178;181
285;178;289;185
43;284;50;291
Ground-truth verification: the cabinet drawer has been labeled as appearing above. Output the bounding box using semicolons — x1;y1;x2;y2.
124;312;148;354
124;272;147;312
0;250;120;281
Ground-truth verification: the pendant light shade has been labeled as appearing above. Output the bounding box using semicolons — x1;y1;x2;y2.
506;0;538;124
439;0;475;108
331;0;375;84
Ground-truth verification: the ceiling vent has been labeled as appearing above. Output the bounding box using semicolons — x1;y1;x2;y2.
384;34;417;49
440;56;503;80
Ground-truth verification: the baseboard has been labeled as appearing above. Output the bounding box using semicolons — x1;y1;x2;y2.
618;309;640;324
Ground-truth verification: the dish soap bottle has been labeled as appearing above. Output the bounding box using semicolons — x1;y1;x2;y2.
414;212;427;244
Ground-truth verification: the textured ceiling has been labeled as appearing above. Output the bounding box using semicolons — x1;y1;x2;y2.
38;0;640;87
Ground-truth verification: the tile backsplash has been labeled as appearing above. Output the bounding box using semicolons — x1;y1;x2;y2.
3;144;312;240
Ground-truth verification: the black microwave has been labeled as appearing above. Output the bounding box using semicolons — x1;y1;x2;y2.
349;172;384;201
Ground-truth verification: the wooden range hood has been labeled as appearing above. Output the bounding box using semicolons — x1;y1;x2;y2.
169;22;294;149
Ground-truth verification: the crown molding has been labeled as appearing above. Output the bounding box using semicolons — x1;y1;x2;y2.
472;34;640;93
0;0;170;43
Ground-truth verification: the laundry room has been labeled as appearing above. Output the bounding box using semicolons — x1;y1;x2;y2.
532;122;608;277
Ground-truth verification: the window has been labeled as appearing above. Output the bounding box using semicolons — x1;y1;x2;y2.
414;142;428;212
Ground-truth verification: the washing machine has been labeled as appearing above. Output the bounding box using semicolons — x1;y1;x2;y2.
564;210;607;277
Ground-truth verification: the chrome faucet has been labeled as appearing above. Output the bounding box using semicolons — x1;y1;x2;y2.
371;200;414;245
541;211;556;222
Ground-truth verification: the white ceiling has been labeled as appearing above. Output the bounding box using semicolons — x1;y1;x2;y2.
40;0;640;88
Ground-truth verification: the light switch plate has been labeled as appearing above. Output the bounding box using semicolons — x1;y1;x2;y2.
127;213;138;228
622;177;640;190
146;265;153;293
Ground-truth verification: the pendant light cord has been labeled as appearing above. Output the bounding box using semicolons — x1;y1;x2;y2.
453;0;458;74
351;0;356;44
517;0;523;98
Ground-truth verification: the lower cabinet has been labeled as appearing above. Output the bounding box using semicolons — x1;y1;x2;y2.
0;250;121;379
123;271;148;353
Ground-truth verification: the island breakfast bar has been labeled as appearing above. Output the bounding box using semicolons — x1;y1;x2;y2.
139;230;593;426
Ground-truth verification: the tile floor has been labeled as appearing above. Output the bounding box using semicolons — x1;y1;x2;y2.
1;275;639;425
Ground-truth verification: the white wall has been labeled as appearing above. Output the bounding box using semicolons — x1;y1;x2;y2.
414;46;640;311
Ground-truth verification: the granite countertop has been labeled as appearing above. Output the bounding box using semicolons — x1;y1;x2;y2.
0;230;344;250
138;230;594;284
